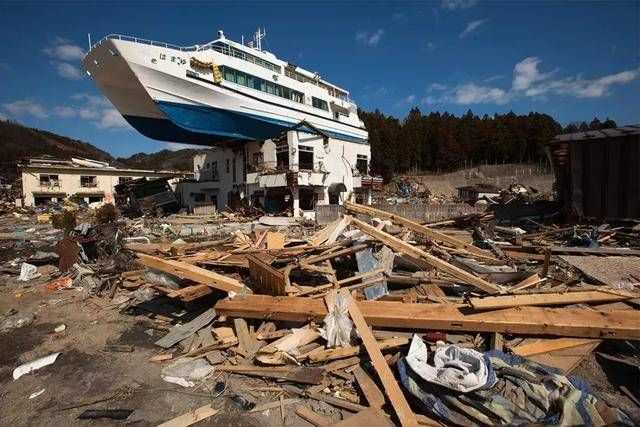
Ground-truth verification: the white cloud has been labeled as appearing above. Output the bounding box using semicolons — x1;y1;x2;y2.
484;74;504;83
96;108;129;129
2;99;49;119
56;62;82;80
43;38;85;61
54;94;128;130
422;57;639;106
356;29;385;47
441;0;478;10
53;106;77;118
512;57;639;98
459;19;487;38
512;57;555;91
428;83;447;92
452;83;509;104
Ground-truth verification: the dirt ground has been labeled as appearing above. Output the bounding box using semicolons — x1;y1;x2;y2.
0;273;344;426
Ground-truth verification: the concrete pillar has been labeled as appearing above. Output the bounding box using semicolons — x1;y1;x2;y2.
287;130;299;172
291;187;300;217
366;189;372;205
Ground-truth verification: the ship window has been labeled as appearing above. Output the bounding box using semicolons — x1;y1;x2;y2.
224;68;235;82
219;66;304;104
312;97;329;111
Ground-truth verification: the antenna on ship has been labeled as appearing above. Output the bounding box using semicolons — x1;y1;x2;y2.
254;27;266;51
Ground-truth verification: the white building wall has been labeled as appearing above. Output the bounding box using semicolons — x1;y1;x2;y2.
181;130;371;216
21;168;185;207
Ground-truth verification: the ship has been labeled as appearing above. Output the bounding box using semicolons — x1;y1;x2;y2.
83;29;369;146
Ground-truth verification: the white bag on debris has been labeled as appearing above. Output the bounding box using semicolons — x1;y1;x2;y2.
320;292;353;348
161;358;214;388
406;335;489;393
13;352;60;380
18;263;40;282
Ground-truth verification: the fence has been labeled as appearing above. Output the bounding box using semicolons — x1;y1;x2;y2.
371;203;486;223
315;202;485;225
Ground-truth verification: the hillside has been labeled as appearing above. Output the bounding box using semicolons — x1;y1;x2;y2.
116;148;206;172
0;119;114;181
0;120;202;181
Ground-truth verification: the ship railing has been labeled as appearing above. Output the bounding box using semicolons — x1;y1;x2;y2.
89;34;202;52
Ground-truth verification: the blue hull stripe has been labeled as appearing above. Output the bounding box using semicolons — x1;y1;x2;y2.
154;101;369;144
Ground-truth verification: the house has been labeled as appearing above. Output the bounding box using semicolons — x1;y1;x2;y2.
546;124;640;220
457;184;501;203
176;126;376;217
18;156;192;207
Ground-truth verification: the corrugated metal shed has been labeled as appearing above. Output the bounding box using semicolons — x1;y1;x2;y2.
547;124;640;220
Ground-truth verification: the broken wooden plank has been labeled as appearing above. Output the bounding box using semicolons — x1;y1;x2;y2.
249;398;300;413
511;338;597;356
468;290;632;311
295;406;331;427
234;318;263;357
136;253;247;294
353;366;386;408
266;232;285;249
167;284;213;302
343;290;418;427
247;255;287;296
345;202;490;258
216;365;325;385
157;404;218;427
155;308;216;349
511;273;545;292
215;295;640;340
351;218;501;294
306;337;409;363
334;408;394;427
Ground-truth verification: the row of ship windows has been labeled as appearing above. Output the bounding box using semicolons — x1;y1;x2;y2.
220;66;329;111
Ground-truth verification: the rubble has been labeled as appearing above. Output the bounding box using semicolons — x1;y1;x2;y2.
0;197;639;426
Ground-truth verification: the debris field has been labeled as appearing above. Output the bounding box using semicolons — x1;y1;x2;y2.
1;198;639;426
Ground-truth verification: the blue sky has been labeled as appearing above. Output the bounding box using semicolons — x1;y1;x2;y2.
0;0;638;157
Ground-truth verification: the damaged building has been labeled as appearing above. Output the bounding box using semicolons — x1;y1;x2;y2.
547;124;640;221
18;157;193;207
177;125;379;218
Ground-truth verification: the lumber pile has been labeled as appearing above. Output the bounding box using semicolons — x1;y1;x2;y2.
118;203;639;426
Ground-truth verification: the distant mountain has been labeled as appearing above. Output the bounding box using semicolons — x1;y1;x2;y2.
116;148;206;172
0;119;114;181
0;119;202;182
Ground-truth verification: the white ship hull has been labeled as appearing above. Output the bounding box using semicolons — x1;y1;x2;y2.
83;36;369;146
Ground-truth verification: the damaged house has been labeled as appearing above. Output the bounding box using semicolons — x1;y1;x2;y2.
177;124;380;217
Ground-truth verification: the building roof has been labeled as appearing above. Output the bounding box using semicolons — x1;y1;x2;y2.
550;124;640;144
18;156;193;176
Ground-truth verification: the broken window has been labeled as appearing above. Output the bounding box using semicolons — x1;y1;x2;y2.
299;145;314;170
211;161;219;181
193;193;205;202
299;187;316;211
356;155;368;175
39;174;60;187
80;175;98;188
118;176;133;185
276;146;289;170
252;152;264;171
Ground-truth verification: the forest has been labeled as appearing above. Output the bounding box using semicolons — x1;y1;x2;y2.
359;108;617;180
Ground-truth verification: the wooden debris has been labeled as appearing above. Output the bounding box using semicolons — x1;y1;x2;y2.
266;231;285;249
334;408;394;427
353;366;386;408
216;365;325;384
468;290;633;310
157;404;218;427
216;295;640;340
343;290;418;427
351;218;502;294
136;253;247;294
155;308;216;349
295;406;332;427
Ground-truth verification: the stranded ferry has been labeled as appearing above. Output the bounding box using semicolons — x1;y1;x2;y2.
83;29;369;145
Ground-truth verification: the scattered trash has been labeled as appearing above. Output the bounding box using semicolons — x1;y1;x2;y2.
54;324;66;333
0;312;35;333
18;263;40;281
13;352;61;380
45;276;73;291
29;389;46;399
161;359;214;387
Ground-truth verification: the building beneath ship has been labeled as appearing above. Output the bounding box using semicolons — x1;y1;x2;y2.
176;126;381;218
